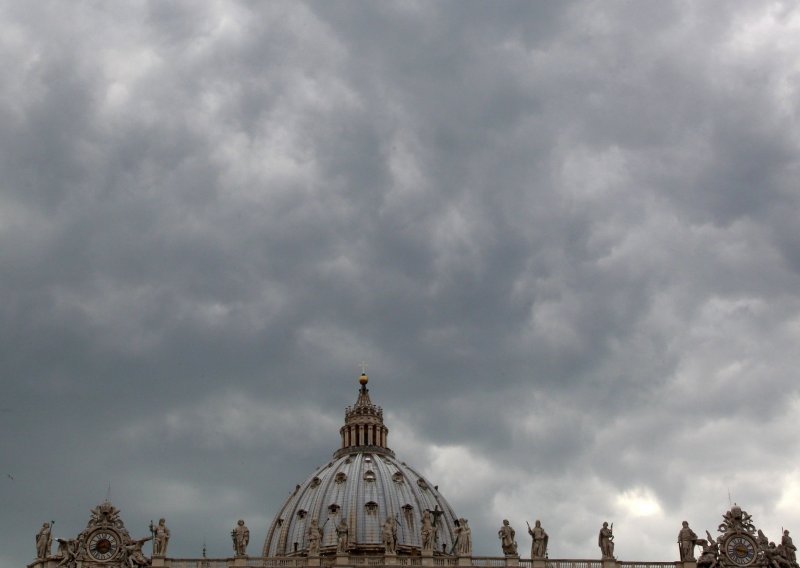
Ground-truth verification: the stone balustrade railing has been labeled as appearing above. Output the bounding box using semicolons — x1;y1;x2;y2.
28;557;688;568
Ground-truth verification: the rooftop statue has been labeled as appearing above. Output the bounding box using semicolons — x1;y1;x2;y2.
336;519;349;554
454;519;472;556
307;519;322;556
499;519;518;556
421;510;436;554
35;522;52;560
383;517;398;555
697;537;719;568
528;519;549;559
232;519;249;557
765;541;793;568
150;518;170;557
678;521;698;562
124;536;153;567
783;530;797;565
55;535;82;568
599;522;615;560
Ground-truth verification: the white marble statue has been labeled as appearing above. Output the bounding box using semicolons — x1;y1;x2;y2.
151;518;170;557
454;519;472;556
307;519;322;556
336;519;349;554
232;519;249;557
528;520;549;559
678;521;698;561
499;520;517;556
383;517;397;555
36;522;52;559
599;522;615;559
421;510;435;554
783;531;797;564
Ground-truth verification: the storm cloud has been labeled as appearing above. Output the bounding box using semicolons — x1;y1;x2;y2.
2;2;800;566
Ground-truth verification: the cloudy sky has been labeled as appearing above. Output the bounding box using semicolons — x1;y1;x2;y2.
2;1;800;566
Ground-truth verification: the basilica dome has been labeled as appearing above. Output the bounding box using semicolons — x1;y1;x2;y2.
262;373;460;556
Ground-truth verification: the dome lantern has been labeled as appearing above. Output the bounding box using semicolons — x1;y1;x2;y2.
336;371;392;458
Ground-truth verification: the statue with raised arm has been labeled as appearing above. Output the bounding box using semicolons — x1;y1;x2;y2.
124;536;153;568
231;519;249;557
36;522;53;559
421;510;435;554
56;533;85;568
336;519;349;554
383;517;398;554
599;522;615;559
151;518;170;557
527;520;549;559
499;520;518;556
697;539;718;568
679;521;698;561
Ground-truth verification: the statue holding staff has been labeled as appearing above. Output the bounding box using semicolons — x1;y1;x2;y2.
527;520;549;559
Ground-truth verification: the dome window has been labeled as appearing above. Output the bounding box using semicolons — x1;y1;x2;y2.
328;504;340;515
364;470;376;482
335;472;347;484
310;477;321;488
297;510;307;519
392;472;404;484
417;478;428;490
365;501;378;514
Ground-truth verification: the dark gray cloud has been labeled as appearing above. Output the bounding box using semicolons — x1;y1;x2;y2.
2;1;800;566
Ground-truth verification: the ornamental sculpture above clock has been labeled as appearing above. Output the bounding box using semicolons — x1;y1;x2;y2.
40;500;154;568
695;504;799;568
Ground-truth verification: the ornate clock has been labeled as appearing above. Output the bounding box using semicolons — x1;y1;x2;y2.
724;534;757;566
86;528;122;562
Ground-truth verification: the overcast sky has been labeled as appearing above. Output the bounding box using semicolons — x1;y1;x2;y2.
2;1;800;566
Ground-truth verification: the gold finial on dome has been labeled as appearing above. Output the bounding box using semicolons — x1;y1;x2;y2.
336;363;391;459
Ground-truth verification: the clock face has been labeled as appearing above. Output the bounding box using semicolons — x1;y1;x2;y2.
725;535;757;566
87;529;121;562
